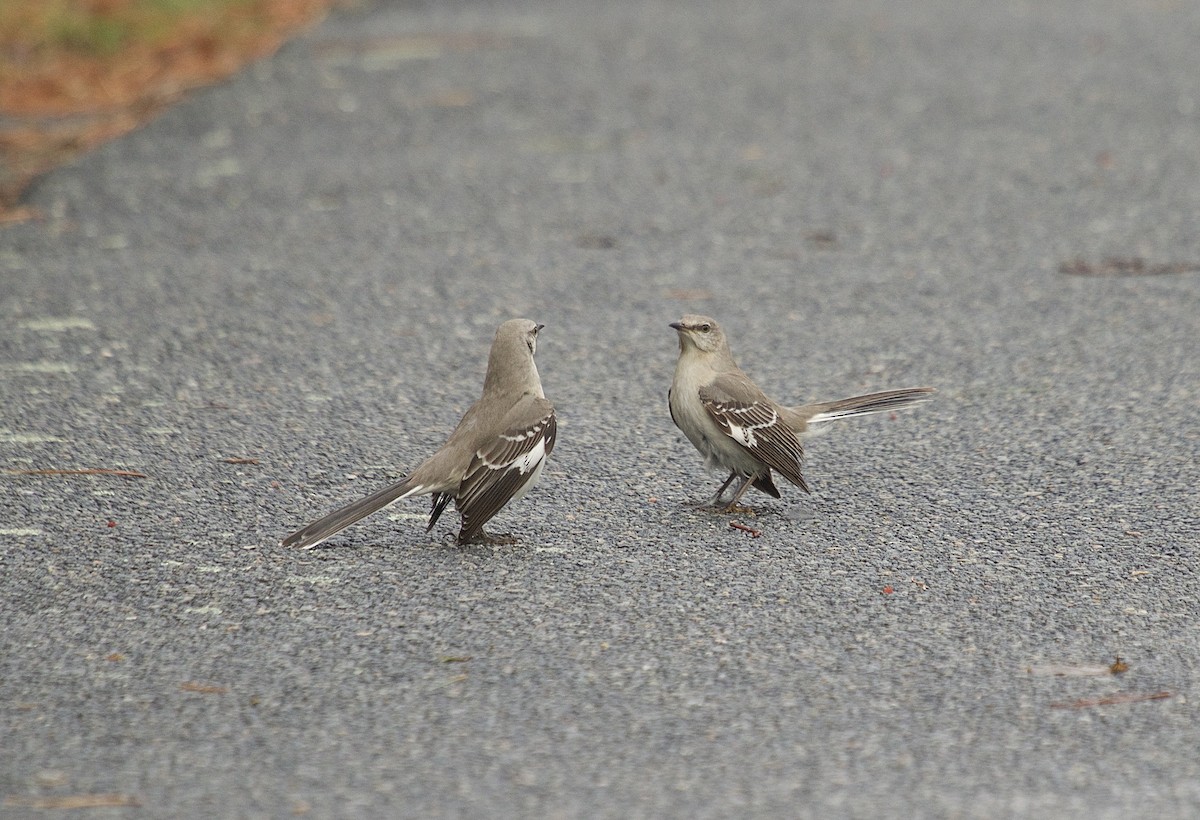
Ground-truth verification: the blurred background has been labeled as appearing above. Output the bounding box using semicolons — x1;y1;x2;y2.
0;0;335;218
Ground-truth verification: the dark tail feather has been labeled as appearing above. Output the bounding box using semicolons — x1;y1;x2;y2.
281;477;425;549
798;387;935;425
426;493;454;532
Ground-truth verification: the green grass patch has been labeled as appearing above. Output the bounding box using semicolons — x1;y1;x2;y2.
1;0;253;59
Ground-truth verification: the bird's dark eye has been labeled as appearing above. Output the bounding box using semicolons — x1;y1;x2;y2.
699;324;711;333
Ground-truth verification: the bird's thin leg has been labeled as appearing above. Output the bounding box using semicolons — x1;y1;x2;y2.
701;470;740;507
722;474;759;513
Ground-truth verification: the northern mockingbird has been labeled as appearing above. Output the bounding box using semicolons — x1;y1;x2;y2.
668;314;933;511
282;319;556;548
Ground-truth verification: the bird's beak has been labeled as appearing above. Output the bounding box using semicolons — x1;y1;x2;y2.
535;324;545;333
669;321;684;331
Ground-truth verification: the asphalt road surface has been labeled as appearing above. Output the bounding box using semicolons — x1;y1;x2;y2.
3;0;1199;816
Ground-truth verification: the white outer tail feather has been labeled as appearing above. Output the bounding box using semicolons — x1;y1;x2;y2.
289;481;430;550
797;388;935;435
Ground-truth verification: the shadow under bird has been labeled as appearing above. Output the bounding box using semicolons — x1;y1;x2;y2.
668;314;934;511
282;319;556;548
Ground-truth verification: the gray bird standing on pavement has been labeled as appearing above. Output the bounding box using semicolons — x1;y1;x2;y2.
282;319;556;548
668;314;933;511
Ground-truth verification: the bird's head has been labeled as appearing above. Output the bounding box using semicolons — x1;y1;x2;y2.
669;314;727;355
483;319;546;398
495;318;544;357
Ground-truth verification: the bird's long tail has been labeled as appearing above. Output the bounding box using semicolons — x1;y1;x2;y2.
281;477;430;549
790;387;935;428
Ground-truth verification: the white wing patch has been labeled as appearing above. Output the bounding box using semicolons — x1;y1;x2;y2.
722;404;779;450
700;392;808;490
509;454;546;502
727;421;755;447
455;404;556;541
479;436;547;475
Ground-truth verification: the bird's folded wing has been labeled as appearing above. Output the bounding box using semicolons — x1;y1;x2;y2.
699;375;808;491
456;397;557;537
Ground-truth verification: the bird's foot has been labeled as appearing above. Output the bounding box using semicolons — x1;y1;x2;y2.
720;503;757;516
459;529;518;546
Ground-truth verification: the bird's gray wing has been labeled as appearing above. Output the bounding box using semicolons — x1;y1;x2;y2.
699;373;809;492
455;396;557;541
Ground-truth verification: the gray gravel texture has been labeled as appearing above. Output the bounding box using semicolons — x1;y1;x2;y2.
3;0;1200;817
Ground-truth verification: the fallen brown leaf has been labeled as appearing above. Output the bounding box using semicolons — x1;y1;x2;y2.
575;233;617;249
804;229;839;249
729;520;762;538
424;89;475;107
0;204;43;224
4;794;141;809
1028;661;1125;678
4;468;147;478
1050;691;1171;709
1059;257;1200;277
